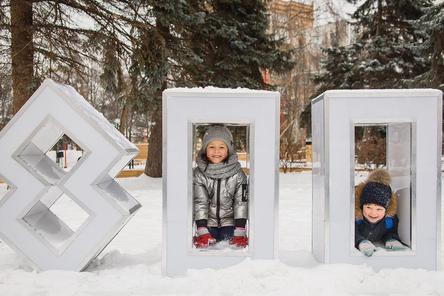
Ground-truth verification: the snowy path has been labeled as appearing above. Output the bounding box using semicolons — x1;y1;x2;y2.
1;173;444;295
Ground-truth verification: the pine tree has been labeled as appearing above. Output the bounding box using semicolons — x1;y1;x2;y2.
134;1;198;177
301;0;433;132
346;0;432;89
313;44;359;93
178;0;292;89
411;2;444;90
322;0;433;90
140;0;293;177
2;0;292;177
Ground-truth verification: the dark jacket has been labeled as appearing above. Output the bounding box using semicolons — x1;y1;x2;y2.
193;167;248;227
355;216;400;247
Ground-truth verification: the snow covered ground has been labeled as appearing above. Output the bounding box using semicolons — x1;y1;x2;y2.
1;172;444;295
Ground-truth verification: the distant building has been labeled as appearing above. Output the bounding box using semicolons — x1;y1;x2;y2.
265;0;354;165
265;0;316;164
266;0;314;45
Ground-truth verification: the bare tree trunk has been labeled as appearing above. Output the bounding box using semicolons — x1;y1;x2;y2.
376;0;382;36
431;31;444;88
119;100;130;135
144;97;163;177
11;0;33;114
128;111;134;142
144;16;168;178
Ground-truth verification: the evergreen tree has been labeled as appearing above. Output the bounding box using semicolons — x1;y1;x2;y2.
179;0;292;89
313;44;359;93
132;1;199;177
301;0;433;132
320;0;432;90
140;0;293;177
348;0;432;88
411;2;444;90
2;0;293;177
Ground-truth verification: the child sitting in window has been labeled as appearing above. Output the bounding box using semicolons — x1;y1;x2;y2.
355;169;406;256
193;125;248;249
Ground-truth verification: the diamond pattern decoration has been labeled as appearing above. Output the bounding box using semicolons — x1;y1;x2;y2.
0;79;141;271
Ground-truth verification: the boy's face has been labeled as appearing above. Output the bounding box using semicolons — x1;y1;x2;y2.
206;140;228;164
363;203;386;223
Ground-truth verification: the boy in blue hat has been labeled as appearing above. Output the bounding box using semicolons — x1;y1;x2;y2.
355;169;406;256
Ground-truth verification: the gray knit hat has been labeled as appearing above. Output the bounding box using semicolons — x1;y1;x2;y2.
202;125;234;155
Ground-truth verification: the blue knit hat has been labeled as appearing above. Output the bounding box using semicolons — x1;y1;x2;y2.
360;181;392;209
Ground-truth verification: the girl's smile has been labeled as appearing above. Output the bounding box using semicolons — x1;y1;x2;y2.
206;140;228;164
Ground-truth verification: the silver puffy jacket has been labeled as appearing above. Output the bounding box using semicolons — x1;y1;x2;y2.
193;167;248;227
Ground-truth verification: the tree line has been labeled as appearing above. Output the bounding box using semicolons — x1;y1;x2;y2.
301;0;444;131
0;0;292;176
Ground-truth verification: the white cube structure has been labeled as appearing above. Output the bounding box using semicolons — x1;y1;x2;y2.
0;79;141;271
312;89;442;270
163;88;279;276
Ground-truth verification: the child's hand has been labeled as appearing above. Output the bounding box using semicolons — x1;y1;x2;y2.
230;227;248;248
358;240;376;257
385;239;406;251
193;227;216;248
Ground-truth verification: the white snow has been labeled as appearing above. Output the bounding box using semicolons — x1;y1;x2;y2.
1;172;444;295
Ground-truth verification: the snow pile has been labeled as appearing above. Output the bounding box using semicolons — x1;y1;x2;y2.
1;173;444;295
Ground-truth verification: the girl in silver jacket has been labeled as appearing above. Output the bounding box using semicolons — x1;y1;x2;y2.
193;125;248;248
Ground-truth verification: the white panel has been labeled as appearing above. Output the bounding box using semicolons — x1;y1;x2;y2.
163;88;279;276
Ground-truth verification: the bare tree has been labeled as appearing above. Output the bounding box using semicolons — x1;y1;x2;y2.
1;1;156;113
267;0;317;170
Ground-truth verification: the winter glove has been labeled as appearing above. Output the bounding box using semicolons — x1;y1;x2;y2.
230;227;248;248
385;239;406;251
193;227;216;248
358;240;376;257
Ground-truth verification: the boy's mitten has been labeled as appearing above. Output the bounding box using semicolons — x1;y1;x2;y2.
230;227;248;248
193;227;216;248
359;240;376;257
385;239;406;250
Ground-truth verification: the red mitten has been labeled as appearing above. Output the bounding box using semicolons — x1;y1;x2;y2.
230;227;248;248
193;227;216;248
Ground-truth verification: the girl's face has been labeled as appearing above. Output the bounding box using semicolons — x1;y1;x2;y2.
362;203;386;223
206;140;228;164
